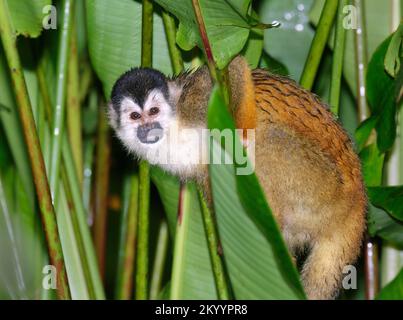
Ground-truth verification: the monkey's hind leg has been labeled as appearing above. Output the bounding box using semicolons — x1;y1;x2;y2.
301;214;364;300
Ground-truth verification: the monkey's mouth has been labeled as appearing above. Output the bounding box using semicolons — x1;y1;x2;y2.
137;122;164;144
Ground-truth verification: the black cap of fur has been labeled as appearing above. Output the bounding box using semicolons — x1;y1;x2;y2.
110;68;169;112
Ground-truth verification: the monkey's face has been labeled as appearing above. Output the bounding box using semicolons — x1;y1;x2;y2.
109;88;174;152
108;67;181;161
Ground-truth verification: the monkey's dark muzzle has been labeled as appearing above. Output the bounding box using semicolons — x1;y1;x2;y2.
137;122;163;144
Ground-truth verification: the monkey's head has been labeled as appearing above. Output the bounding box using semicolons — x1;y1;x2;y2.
108;68;183;156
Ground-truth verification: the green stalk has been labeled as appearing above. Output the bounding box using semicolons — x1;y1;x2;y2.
67;17;83;185
329;0;348;116
79;61;93;104
0;174;27;297
62;138;105;299
149;9;183;301
190;0;231;300
0;0;70;299
300;0;338;90
135;0;153;300
162;12;184;75
93;110;111;280
191;0;217;80
136;161;150;300
35;44;105;299
149;220;169;300
170;184;191;299
191;0;231;107
198;189;230;299
353;0;378;299
353;0;369;121
380;0;403;289
83;140;95;213
115;174;139;300
49;0;75;199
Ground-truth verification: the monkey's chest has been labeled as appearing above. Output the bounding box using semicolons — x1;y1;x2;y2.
152;126;208;179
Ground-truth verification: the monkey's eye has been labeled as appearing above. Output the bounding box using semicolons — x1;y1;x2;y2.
149;107;160;116
130;112;141;120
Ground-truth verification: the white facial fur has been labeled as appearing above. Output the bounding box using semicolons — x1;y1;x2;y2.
109;88;207;180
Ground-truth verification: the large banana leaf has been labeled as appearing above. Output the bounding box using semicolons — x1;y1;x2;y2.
86;0;172;98
0;48;35;203
151;169;217;299
155;0;251;69
377;268;403;299
208;87;305;299
86;0;218;299
309;0;398;96
259;0;315;81
6;0;51;38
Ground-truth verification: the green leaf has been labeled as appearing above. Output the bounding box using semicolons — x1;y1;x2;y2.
241;9;264;68
7;0;51;38
367;203;403;248
259;0;315;81
359;143;384;187
377;268;403;300
310;0;398;97
86;0;173;98
354;117;377;152
0;45;35;205
56;183;90;299
384;23;403;78
155;0;251;69
368;186;403;222
242;28;263;68
150;168;217;299
367;35;401;152
208;87;305;299
259;51;289;76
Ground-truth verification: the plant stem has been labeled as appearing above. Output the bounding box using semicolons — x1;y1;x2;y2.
380;0;403;288
0;0;70;299
150;220;169;300
329;0;348;116
198;189;230;300
115;174;139;300
191;0;230;104
300;0;338;90
136;161;150;299
49;0;75;201
353;0;369;121
135;0;153;300
35;44;105;299
170;184;190;299
62;137;105;299
162;12;184;75
67;17;83;185
93;109;111;280
141;0;153;68
191;0;217;80
79;61;93;104
191;0;231;299
353;0;378;299
0;175;27;297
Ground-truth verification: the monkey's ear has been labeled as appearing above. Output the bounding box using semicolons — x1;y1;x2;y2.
228;56;256;133
107;102;119;130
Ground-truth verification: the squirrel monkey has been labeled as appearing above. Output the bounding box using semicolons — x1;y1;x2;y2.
108;56;367;300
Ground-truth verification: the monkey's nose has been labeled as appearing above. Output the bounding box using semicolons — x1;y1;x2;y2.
137;122;163;144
